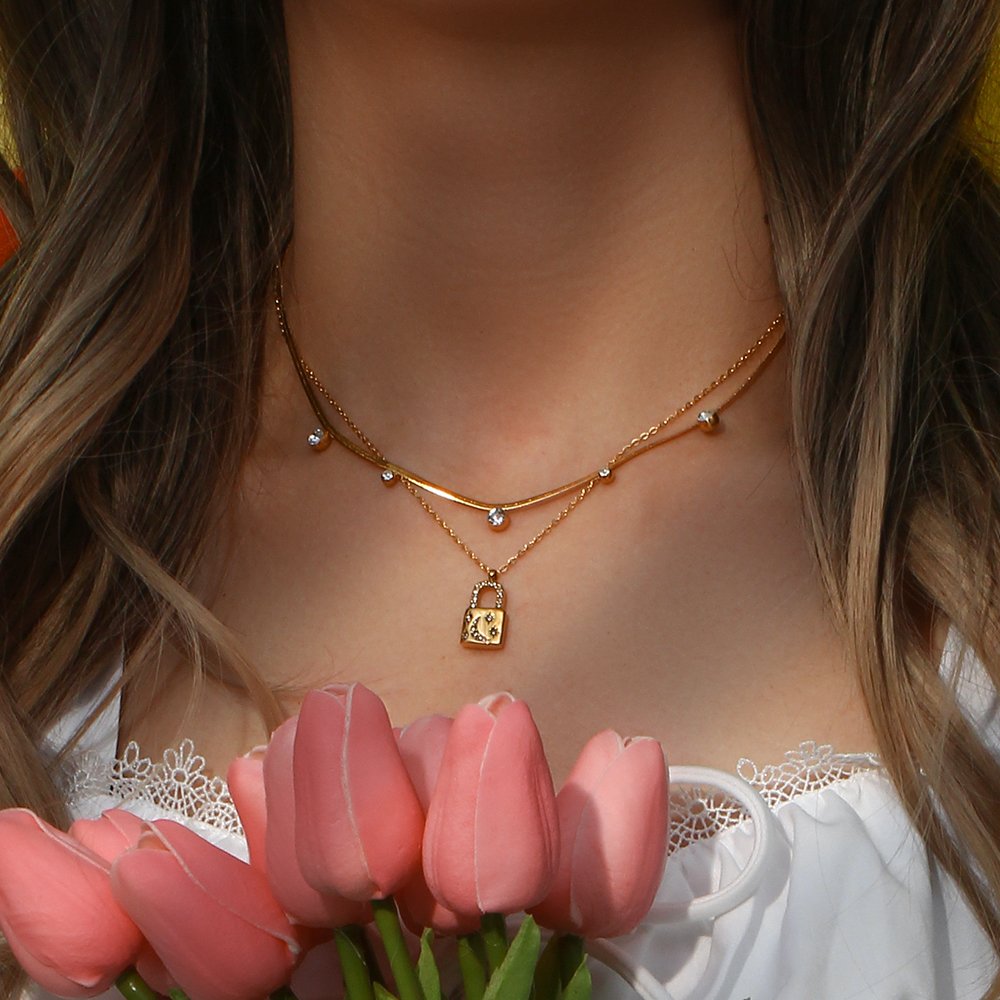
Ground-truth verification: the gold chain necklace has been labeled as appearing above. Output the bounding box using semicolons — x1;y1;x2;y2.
274;268;785;650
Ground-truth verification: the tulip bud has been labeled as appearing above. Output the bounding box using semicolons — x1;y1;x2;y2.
69;808;145;864
531;730;668;939
263;716;369;927
395;715;479;936
0;809;142;998
423;693;559;916
294;683;425;901
111;819;300;1000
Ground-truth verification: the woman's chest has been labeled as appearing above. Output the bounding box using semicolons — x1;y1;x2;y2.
121;438;879;780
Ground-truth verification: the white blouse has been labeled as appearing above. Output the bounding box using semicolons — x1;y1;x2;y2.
29;624;1000;1000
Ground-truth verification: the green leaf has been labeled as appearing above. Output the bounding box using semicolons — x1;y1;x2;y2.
532;933;562;1000
556;935;584;990
561;960;592;1000
480;913;508;975
458;934;487;1000
482;916;541;1000
418;929;443;1000
336;925;377;1000
374;983;400;1000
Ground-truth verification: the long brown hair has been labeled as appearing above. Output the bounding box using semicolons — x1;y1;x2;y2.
1;1;999;996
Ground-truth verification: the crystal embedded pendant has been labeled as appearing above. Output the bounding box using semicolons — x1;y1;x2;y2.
460;577;506;648
696;410;720;433
307;427;332;451
486;507;508;530
381;469;396;485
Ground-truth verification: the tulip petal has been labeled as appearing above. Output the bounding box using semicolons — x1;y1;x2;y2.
422;702;495;914
147;821;299;946
568;737;668;938
227;752;268;872
396;867;480;937
533;732;668;938
295;684;423;900
135;941;178;996
70;809;146;864
396;713;476;934
0;809;142;997
423;696;559;917
531;730;624;932
473;700;560;913
1;919;101;998
397;715;453;809
265;716;369;927
345;686;426;898
111;821;299;1000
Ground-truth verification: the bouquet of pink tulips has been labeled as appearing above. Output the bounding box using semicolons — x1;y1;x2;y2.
0;685;669;1000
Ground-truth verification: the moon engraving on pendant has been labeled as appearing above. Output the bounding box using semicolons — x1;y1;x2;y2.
462;609;503;646
468;612;499;643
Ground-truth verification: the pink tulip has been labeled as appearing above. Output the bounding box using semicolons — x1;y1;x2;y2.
423;693;560;916
530;730;669;938
0;809;142;998
294;683;425;901
69;808;145;864
66;811;178;993
395;715;479;936
262;717;369;927
111;819;301;1000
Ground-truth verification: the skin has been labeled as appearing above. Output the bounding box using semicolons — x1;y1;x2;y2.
121;0;932;783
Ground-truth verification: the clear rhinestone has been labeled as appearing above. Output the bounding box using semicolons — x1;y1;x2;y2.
487;507;508;530
307;428;326;448
598;467;613;481
696;410;720;432
381;469;396;484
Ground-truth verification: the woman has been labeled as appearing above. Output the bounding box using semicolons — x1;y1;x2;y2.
1;1;999;997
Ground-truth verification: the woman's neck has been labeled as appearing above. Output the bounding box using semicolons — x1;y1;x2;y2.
273;0;784;493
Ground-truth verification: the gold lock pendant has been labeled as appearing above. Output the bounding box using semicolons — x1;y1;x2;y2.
461;577;506;649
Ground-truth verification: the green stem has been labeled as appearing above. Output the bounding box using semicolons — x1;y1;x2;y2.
114;969;158;1000
168;991;190;1000
336;925;377;1000
372;897;425;1000
480;913;508;975
457;935;487;1000
557;935;585;989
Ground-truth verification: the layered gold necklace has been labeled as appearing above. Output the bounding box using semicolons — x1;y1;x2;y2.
274;266;785;650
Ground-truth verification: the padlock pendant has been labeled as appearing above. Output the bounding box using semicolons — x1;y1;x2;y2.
460;577;506;649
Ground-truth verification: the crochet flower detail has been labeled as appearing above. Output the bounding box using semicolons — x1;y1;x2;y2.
66;739;243;836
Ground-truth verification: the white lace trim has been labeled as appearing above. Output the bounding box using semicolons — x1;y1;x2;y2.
64;739;243;836
62;738;882;853
668;741;881;853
